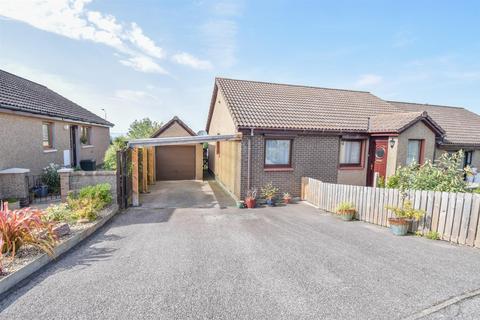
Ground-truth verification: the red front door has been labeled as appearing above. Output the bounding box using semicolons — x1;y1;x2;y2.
367;138;388;186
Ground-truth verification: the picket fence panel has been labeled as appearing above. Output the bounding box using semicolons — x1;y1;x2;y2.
301;177;480;248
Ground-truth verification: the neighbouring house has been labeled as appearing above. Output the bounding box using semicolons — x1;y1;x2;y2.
0;69;114;175
206;77;480;200
151;116;203;181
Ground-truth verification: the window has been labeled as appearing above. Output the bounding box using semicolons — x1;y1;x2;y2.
80;126;92;145
42;122;53;149
407;140;423;165
339;140;362;166
264;139;292;167
464;151;473;167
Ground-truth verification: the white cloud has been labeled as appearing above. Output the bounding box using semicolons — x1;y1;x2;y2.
119;55;168;74
171;52;212;70
0;0;209;73
355;74;383;88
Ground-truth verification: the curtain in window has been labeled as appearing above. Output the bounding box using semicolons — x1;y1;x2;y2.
340;141;361;164
265;140;290;165
407;140;421;165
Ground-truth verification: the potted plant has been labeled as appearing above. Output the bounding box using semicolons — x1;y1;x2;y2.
386;199;424;236
261;182;279;207
283;192;292;204
335;202;356;221
245;189;257;209
236;200;245;208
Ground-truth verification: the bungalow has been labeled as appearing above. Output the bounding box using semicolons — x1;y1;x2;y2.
0;69;114;174
206;78;480;200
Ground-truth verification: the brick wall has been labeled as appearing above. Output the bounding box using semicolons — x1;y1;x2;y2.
239;134;339;199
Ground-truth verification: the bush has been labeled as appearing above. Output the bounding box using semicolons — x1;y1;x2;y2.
103;136;128;170
0;204;56;268
68;198;98;221
43;203;75;223
41;163;61;194
66;183;113;222
386;151;467;193
425;231;441;240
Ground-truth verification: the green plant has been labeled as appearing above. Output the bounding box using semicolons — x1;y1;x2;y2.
3;198;18;203
68;198;98;221
260;183;279;200
246;188;257;200
386;199;425;220
43;203;75;223
41;163;61;194
336;201;355;212
127;118;162;139
103;136;128;170
386;151;468;193
376;176;386;188
75;183;112;210
283;192;291;199
425;231;441;240
0;204;56;267
80;135;88;144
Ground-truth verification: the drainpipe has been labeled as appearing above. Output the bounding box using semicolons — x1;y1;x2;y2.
247;128;254;191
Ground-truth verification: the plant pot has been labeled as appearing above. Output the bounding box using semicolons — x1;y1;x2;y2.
388;218;410;236
34;185;48;198
266;198;275;207
236;201;245;209
283;198;292;204
245;198;256;209
337;209;355;221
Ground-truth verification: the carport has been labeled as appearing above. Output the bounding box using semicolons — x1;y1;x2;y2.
126;133;241;206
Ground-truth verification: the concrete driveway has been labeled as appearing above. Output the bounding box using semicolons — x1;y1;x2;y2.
1;199;480;319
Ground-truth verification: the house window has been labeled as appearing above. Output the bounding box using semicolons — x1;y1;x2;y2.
80;126;92;145
464;151;473;167
339;140;362;166
264;139;292;167
407;139;423;165
42;122;53;149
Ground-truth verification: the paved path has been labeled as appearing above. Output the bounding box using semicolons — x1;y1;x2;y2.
1;198;480;319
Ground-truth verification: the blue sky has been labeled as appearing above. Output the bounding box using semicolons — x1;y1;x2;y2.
1;1;479;134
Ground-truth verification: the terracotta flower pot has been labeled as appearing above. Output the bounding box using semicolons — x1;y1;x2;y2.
245;198;256;209
337;209;355;221
388;218;411;236
283;197;291;204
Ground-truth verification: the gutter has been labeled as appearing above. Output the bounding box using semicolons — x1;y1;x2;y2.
0;104;113;128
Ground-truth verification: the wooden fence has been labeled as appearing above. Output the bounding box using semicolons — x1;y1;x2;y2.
301;177;480;248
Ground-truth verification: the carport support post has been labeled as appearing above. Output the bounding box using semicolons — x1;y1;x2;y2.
148;146;155;185
142;147;148;193
132;147;139;206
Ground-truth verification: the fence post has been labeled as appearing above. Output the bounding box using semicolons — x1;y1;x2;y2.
301;177;307;200
58;168;73;202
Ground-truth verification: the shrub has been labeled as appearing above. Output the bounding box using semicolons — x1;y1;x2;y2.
66;183;113;222
386;199;425;220
43;203;75;223
376;176;386;188
103;136;128;170
260;183;279;200
425;231;441;240
386;151;467;193
41;163;61;194
68;198;98;221
0;204;57;268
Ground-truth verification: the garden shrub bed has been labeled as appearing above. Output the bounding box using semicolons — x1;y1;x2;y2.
1;183;115;280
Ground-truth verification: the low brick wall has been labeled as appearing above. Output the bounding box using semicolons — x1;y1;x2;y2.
59;169;117;202
0;168;29;200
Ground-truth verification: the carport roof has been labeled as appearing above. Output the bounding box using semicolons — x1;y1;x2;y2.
127;133;242;148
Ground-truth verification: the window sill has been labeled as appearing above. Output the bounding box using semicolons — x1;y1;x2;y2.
338;165;364;171
81;145;94;149
264;167;294;172
43;149;57;154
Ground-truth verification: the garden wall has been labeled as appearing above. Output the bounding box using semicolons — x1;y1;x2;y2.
59;169;117;202
0;168;29;200
301;177;480;248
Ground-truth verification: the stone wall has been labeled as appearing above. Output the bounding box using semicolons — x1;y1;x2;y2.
59;169;117;202
0;168;29;200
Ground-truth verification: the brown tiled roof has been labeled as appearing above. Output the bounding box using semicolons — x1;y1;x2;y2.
211;77;400;132
0;69;113;127
369;111;445;135
151;116;197;137
389;101;480;147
